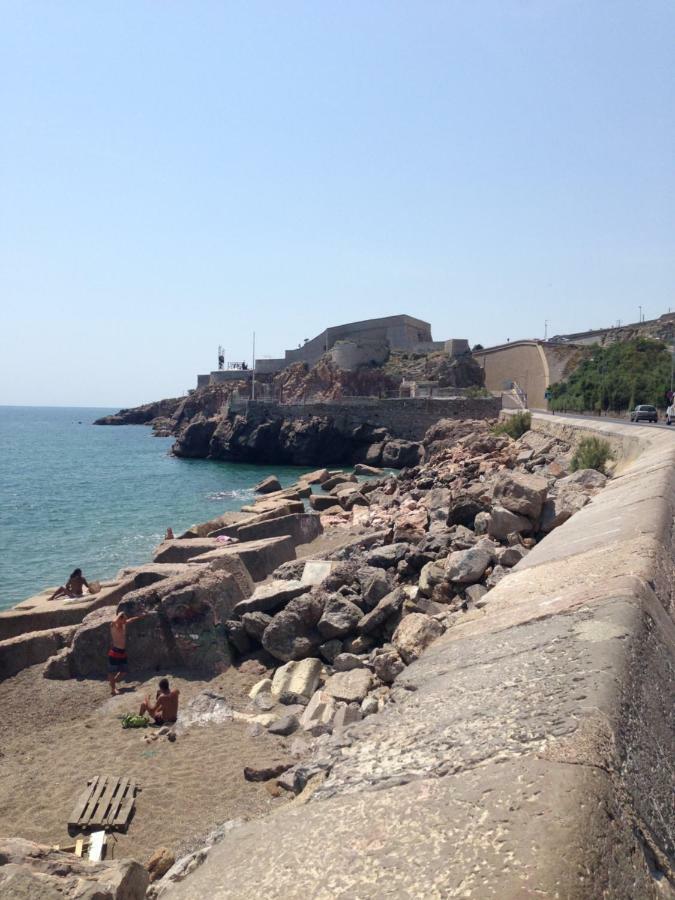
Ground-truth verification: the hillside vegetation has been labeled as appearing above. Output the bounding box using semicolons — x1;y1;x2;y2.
549;338;672;413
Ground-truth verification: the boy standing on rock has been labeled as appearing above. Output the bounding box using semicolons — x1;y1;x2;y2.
108;610;146;695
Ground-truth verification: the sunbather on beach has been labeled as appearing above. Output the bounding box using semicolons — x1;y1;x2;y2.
108;610;147;695
48;568;88;601
139;677;180;724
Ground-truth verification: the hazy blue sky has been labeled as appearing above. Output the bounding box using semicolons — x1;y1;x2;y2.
1;1;673;406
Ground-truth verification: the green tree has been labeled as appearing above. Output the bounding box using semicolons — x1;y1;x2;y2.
549;339;671;414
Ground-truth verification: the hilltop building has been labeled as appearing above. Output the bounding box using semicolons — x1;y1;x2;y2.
198;314;468;388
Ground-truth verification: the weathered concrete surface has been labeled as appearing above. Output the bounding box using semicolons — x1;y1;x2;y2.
163;416;675;899
0;624;77;681
0;579;134;641
186;536;296;582
236;512;323;547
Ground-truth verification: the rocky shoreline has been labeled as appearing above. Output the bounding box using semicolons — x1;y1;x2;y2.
93;351;494;466
0;415;609;898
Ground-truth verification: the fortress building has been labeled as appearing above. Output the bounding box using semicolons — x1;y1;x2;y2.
198;314;458;387
255;314;441;374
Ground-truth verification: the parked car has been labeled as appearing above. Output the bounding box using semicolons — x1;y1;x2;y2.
630;404;658;423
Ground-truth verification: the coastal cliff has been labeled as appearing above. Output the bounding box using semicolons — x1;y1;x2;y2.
94;354;491;467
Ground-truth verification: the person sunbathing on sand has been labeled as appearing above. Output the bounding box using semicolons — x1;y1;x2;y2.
139;677;180;725
48;568;89;601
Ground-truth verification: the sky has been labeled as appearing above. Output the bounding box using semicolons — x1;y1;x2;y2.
1;1;673;407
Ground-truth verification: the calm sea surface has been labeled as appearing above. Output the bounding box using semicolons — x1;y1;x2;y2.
0;406;311;610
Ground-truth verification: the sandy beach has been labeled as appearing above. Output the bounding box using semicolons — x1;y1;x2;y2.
0;662;295;862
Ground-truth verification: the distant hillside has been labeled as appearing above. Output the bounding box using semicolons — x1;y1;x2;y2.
549;338;672;413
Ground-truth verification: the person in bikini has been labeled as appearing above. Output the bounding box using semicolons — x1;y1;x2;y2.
139;677;180;725
49;568;89;601
107;610;146;695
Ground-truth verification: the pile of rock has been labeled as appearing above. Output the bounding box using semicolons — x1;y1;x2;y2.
218;422;607;794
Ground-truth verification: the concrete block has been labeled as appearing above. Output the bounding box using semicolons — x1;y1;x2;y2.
187;536;296;582
153;538;221;564
299;690;336;734
237;513;323;548
271;658;322;699
301;560;334;586
0;626;76;681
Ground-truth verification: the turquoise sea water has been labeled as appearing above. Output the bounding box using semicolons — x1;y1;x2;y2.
0;406;311;610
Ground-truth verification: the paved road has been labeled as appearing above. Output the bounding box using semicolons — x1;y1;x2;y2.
534;411;675;432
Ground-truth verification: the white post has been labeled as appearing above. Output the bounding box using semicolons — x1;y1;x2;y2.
251;332;256;400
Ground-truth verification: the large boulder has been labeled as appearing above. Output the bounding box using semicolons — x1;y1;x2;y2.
232;580;309;617
445;547;493;584
371;646;406;683
558;469;608;492
241;611;272;641
492;472;548;519
487;506;533;540
381;440;423;469
357;588;406;634
323;668;372;703
540;490;589;533
261;593;325;661
424;487;451;530
366;543;409;569
418;560;447;597
53;567;239;679
0;837;148;899
254;475;282;494
317;596;363;640
392;613;444;664
358;567;393;607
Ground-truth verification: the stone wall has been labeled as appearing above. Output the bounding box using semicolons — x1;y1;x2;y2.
232;396;501;442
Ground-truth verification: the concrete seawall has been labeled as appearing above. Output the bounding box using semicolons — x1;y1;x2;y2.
164;414;675;899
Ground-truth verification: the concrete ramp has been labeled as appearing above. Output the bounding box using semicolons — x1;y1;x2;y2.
162;416;675;899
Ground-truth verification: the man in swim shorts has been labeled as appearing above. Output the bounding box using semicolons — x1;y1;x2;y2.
139;677;180;725
108;610;146;695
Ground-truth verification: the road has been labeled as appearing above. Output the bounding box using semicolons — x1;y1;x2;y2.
533;410;675;432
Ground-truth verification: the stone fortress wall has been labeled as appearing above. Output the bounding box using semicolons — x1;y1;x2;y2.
230;396;501;442
199;314;454;386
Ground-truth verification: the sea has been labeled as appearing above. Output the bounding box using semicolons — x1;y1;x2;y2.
0;406;312;610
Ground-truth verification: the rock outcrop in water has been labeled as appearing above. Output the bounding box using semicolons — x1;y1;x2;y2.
94;396;184;428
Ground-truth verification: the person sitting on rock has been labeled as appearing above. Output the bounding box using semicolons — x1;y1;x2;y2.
48;568;89;601
139;678;180;725
164;527;175;540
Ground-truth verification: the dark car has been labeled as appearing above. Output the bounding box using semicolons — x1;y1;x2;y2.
630;404;658;423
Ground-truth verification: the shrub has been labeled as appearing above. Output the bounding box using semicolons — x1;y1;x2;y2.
465;386;492;399
570;436;613;474
493;411;531;440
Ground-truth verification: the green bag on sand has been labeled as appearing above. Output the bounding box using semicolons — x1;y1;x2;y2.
122;713;148;729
